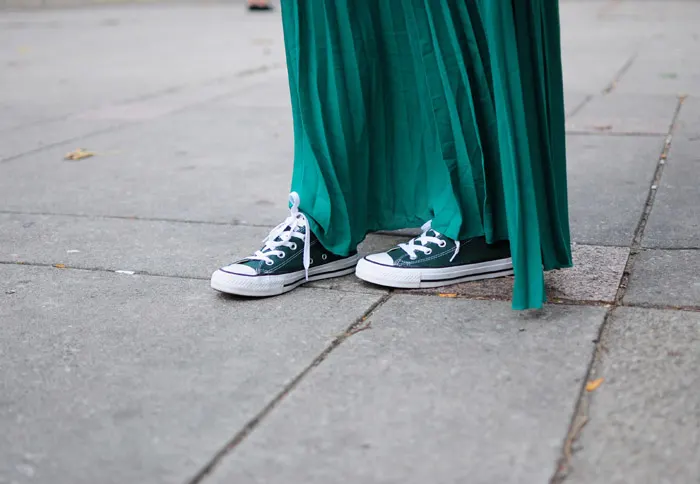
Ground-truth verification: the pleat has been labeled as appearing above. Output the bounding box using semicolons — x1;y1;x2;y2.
280;0;572;310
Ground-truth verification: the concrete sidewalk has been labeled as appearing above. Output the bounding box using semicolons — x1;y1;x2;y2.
0;0;230;10
1;1;698;483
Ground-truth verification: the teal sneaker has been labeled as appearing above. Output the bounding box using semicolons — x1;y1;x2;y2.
211;193;359;296
355;222;513;289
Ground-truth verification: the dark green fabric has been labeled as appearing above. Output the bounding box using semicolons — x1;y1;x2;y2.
280;0;572;309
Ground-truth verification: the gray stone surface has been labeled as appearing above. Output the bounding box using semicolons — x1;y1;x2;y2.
0;102;295;225
0;74;281;162
624;250;700;308
644;97;700;248
0;212;271;279
208;296;605;484
568;307;700;484
559;7;640;95
619;55;700;97
0;5;285;123
567;134;664;246
1;2;700;483
0;5;286;158
410;244;629;304
0;212;632;302
0;264;382;484
613;28;700;97
0;0;230;8
546;244;628;302
0;6;292;223
0;212;404;294
566;93;678;135
564;91;590;117
590;2;700;97
225;69;291;109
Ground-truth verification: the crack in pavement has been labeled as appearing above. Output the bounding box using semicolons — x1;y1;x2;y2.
0;62;283;164
183;292;394;484
0;209;278;228
549;94;687;484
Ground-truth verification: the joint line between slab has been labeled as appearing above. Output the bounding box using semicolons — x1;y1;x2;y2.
601;51;638;95
566;95;593;119
0;209;277;229
564;130;666;138
0;261;391;302
0;123;132;164
184;292;394;484
549;94;687;484
0;259;210;281
0;62;283;164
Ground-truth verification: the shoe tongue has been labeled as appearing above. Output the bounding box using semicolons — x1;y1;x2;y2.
260;224;307;254
416;229;440;243
270;223;306;244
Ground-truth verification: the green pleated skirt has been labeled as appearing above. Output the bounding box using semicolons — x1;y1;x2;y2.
280;0;572;310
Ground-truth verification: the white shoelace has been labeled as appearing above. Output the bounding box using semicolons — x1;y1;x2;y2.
398;221;461;262
248;192;312;279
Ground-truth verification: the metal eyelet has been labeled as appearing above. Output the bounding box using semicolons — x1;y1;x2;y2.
438;241;447;248
278;252;286;259
322;254;328;260
309;258;314;265
290;243;297;250
425;249;433;255
265;261;274;266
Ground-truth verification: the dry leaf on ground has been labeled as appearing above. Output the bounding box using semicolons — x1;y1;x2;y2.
64;148;96;161
585;378;604;392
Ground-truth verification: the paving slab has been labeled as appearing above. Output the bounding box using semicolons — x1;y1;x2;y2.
0;6;286;159
0;101;296;225
0;212;403;294
0;0;228;7
0;72;285;162
0;264;382;484
558;1;646;95
409;244;628;304
0;212;631;302
613;36;700;97
566;94;678;135
0;5;286;131
224;69;292;109
564;91;590;118
644;97;700;248
568;307;700;484
0;117;122;162
624;249;700;308
0;211;634;303
567;134;664;246
595;1;700;95
560;41;638;95
616;62;700;97
207;296;605;484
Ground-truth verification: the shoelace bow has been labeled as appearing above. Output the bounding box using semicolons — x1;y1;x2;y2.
247;192;312;279
398;221;461;262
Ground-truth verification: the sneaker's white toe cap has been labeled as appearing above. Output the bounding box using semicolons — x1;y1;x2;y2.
364;252;394;266
218;263;257;276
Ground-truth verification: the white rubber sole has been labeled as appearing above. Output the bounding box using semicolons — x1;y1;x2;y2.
355;256;514;289
211;254;360;297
